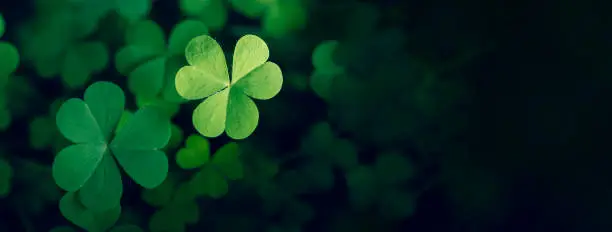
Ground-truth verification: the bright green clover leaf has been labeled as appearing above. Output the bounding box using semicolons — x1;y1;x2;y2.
345;152;418;219
188;142;244;198
175;34;283;139
61;41;109;89
59;191;121;231
176;134;210;169
53;81;171;212
116;0;152;22
179;0;227;31
116;20;207;100
0;41;20;78
0;158;13;197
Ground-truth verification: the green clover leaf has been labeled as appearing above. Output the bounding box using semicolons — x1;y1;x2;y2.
310;40;344;100
176;134;210;169
61;41;109;89
59;191;121;232
0;13;5;38
187;142;244;198
142;174;177;208
179;0;227;31
175;34;283;139
0;41;19;78
116;20;207;101
0;40;20;130
148;182;200;232
116;0;152;22
29;116;58;150
229;0;307;37
53;81;171;212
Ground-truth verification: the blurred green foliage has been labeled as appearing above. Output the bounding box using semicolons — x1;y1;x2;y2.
0;0;480;231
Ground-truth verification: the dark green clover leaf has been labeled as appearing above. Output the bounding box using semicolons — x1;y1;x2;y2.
53;81;171;212
148;182;200;232
116;0;152;22
345;152;419;220
0;41;20;130
228;0;307;37
175;134;210;169
179;0;227;31
310;40;344;100
0;158;13;197
188;142;244;198
61;41;109;89
59;191;121;232
175;34;283;139
142;174;177;208
115;20;208;100
0;13;5;38
30;100;72;153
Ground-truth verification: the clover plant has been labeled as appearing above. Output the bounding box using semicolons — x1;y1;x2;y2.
179;142;244;198
115;19;207;103
175;34;283;139
53;81;171;213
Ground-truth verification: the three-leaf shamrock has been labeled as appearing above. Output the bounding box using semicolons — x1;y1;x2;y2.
175;34;283;139
53;81;171;212
179;142;244;198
